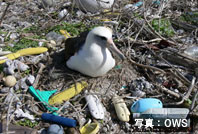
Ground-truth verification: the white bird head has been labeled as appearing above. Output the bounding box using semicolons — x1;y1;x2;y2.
85;26;125;60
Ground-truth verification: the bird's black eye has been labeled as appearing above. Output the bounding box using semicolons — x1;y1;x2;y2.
99;36;107;40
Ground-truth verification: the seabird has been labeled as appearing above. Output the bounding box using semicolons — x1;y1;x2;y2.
74;0;114;13
65;26;125;77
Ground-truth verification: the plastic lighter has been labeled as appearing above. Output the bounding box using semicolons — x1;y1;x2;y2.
112;95;130;122
85;95;105;120
49;81;88;105
29;86;58;113
131;98;163;113
41;113;77;127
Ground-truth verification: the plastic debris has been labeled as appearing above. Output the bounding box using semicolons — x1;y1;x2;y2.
60;30;71;39
0;48;11;56
74;0;114;13
41;113;77;127
0;47;48;64
49;81;88;105
131;98;163;113
58;9;68;19
3;75;17;87
129;77;152;97
184;46;198;58
80;123;100;134
85;94;105;120
47;124;64;134
29;86;58;113
14;108;35;120
3;60;29;75
112;95;130;122
46;31;65;45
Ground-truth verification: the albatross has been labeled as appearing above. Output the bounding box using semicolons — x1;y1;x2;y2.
65;26;125;77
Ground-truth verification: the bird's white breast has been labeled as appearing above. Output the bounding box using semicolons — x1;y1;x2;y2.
66;43;115;77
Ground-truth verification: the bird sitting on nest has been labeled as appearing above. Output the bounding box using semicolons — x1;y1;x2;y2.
65;26;125;77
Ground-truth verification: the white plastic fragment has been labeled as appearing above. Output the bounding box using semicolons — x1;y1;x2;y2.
3;60;29;75
26;75;35;85
58;9;68;19
14;108;35;120
85;94;105;119
112;95;130;122
74;0;114;13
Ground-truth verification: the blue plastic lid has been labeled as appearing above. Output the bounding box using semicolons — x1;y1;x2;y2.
131;98;163;113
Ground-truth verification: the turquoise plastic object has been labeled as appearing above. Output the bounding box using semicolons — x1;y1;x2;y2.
29;86;59;114
131;98;163;113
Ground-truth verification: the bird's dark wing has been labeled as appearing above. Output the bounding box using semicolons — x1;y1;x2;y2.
65;31;89;61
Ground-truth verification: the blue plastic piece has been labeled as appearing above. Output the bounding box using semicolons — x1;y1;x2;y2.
133;1;143;7
28;86;58;114
47;124;64;134
41;113;77;127
131;98;163;113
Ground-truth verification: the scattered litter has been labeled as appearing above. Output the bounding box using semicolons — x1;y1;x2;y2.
0;47;48;64
49;81;88;105
41;113;77;127
29;86;58;113
74;0;114;13
14;75;35;90
58;9;68;19
112;95;130;122
47;124;64;134
46;32;65;45
85;94;105;120
14;108;35;120
3;75;17;87
80;122;100;134
131;98;163;113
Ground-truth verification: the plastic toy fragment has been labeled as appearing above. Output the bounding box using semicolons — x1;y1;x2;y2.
80;123;100;134
28;86;58;113
41;113;77;127
85;94;105;120
112;95;130;122
131;98;163;113
60;29;71;39
0;47;48;64
49;81;88;105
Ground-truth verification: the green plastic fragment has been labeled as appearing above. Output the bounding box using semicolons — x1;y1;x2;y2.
29;86;59;114
115;64;122;69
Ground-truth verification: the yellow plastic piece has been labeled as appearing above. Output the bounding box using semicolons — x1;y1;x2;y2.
80;123;99;134
49;81;88;105
60;30;71;39
112;95;130;122
0;47;48;64
0;53;20;64
100;19;112;22
16;47;48;56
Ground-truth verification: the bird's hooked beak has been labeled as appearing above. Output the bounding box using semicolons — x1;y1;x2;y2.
107;38;125;60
